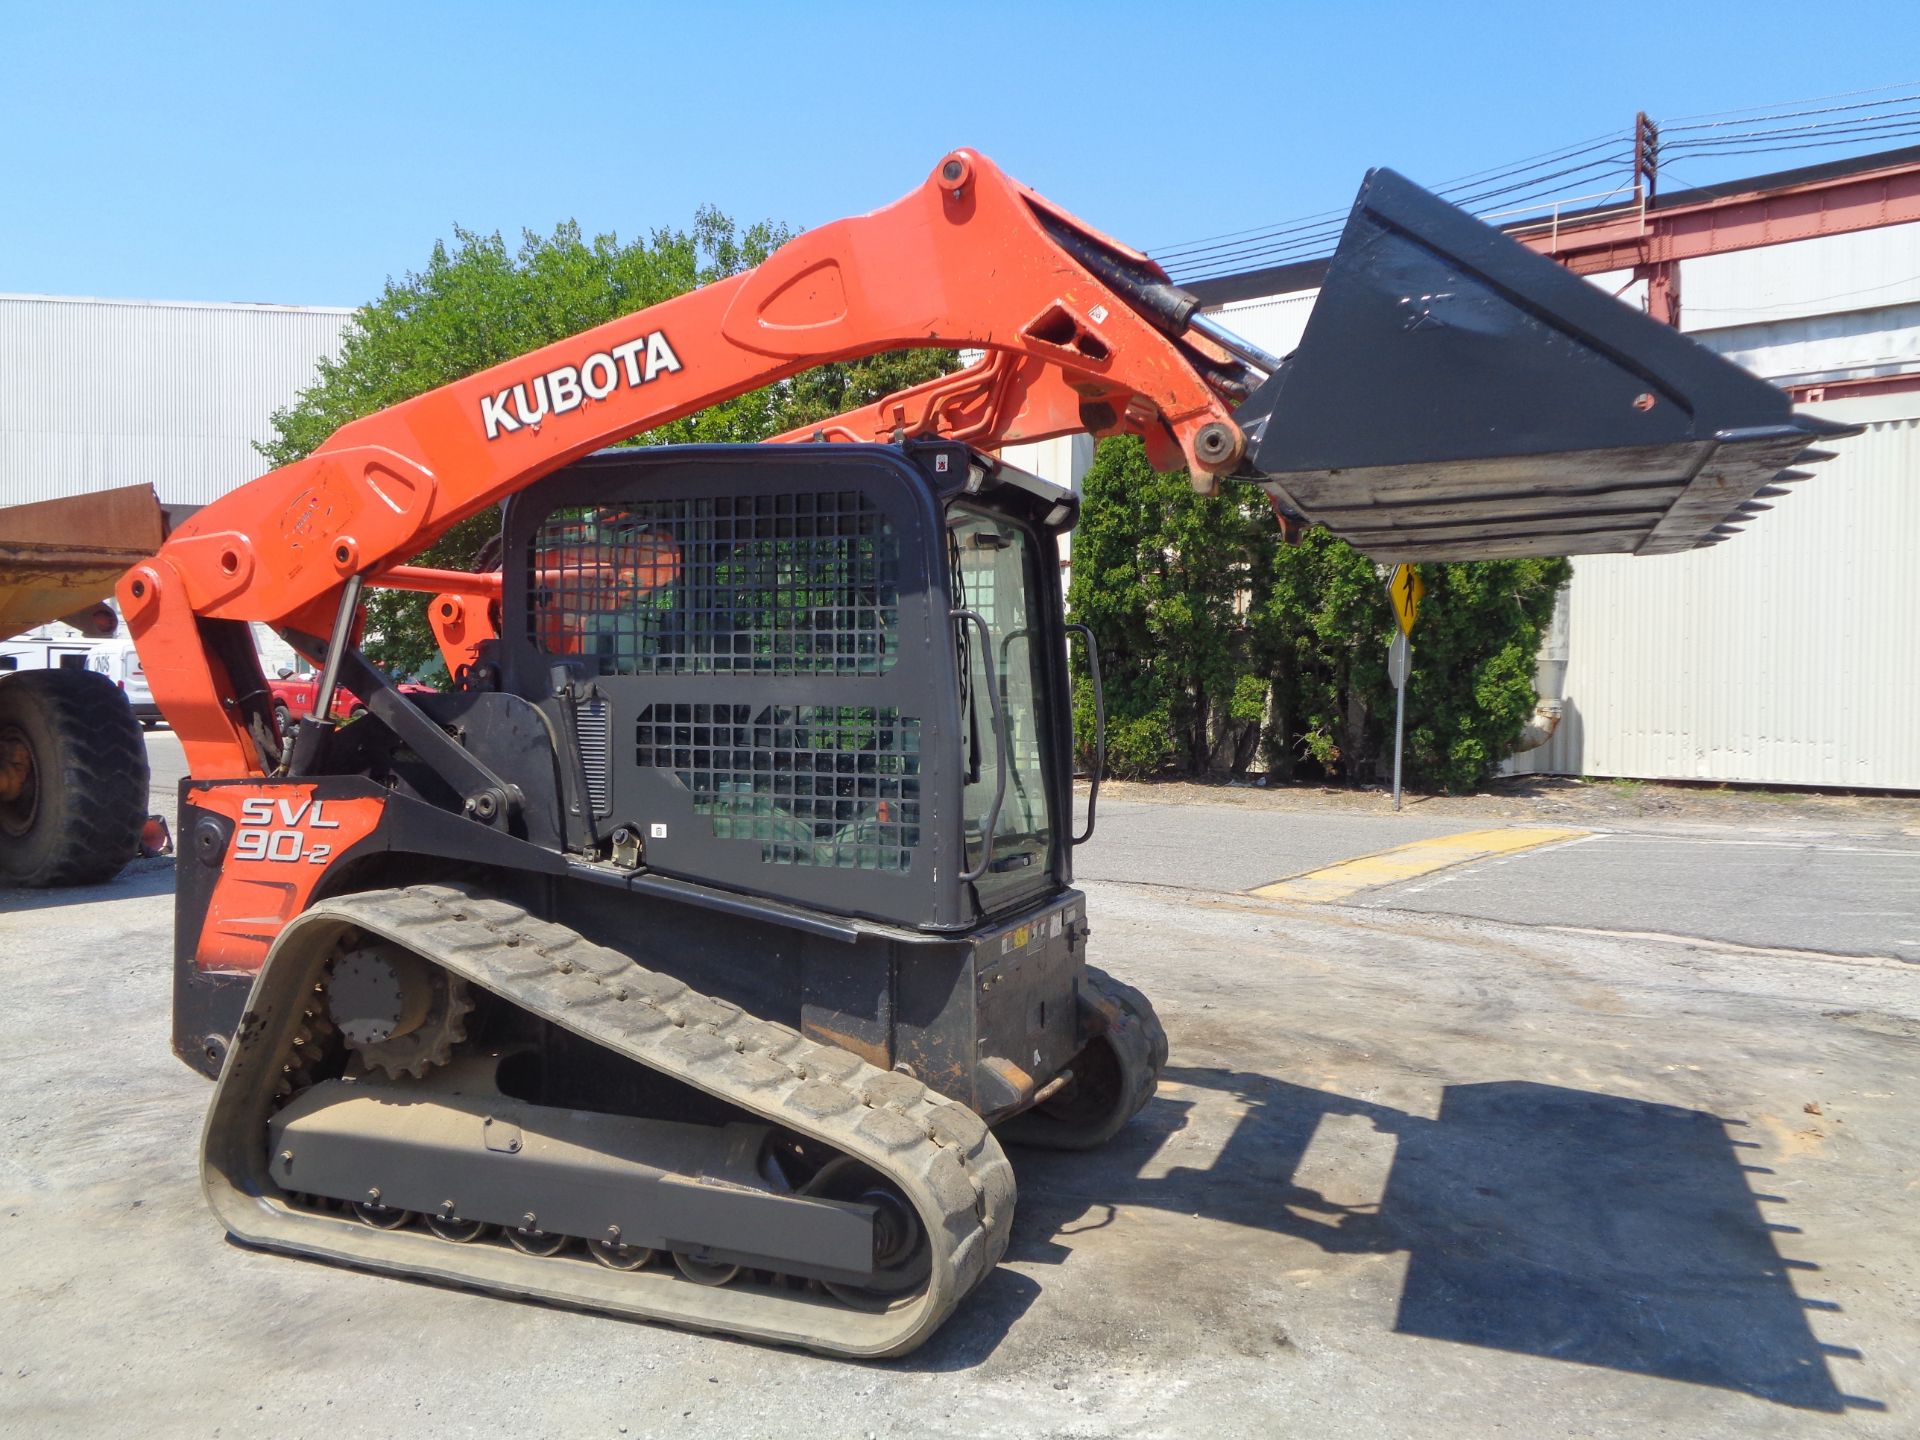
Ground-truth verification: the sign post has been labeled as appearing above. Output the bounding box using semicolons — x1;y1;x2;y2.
1385;565;1424;811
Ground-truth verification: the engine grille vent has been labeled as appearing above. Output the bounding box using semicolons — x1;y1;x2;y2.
574;695;612;817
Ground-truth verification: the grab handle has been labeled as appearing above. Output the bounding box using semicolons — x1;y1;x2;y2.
952;608;1009;884
1066;622;1104;845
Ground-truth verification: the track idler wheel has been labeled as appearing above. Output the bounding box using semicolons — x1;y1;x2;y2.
999;967;1166;1152
1000;1035;1140;1151
801;1157;930;1310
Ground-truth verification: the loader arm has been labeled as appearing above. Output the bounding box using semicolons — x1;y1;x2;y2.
128;151;1854;780
407;350;1180;679
120;150;1258;779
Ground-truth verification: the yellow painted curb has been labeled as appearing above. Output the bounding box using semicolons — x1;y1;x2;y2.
1250;827;1590;904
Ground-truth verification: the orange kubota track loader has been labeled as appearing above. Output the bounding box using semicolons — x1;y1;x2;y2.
125;151;1852;1358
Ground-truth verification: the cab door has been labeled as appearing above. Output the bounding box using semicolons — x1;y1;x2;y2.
947;504;1061;918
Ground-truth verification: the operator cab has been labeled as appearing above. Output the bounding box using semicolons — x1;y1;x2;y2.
494;440;1090;934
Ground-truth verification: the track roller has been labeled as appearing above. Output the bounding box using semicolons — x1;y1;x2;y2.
425;1215;490;1243
507;1224;570;1258
672;1253;742;1286
353;1200;413;1230
589;1238;657;1271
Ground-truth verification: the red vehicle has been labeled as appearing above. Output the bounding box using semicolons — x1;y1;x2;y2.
268;670;433;733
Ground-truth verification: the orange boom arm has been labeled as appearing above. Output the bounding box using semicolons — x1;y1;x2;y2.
120;150;1253;780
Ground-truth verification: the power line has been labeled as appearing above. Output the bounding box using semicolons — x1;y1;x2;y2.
1154;81;1920;283
1150;207;1350;267
1424;128;1627;189
1155;149;1635;273
1149;133;1630;262
1442;153;1636;211
1662;106;1920;148
1664;91;1920;135
1659;130;1920;166
1665;79;1920;124
1664;125;1920;161
1165;154;1637;281
1144;206;1349;262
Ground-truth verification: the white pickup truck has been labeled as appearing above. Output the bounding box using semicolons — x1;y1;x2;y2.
86;637;160;727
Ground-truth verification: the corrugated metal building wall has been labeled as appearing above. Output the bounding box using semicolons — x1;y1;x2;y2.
0;294;352;508
1509;391;1919;788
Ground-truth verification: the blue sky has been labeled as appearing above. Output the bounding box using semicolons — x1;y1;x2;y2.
5;1;1919;308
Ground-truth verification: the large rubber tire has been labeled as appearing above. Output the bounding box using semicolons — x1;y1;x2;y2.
0;669;149;888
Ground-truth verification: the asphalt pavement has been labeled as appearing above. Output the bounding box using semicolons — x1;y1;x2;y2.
1369;829;1920;962
1081;783;1920;963
1;733;1915;1439
1074;796;1486;893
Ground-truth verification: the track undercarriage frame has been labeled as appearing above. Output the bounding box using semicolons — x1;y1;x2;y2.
205;885;1160;1357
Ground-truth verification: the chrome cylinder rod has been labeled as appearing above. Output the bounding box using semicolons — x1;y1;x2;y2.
309;573;366;725
1187;310;1289;377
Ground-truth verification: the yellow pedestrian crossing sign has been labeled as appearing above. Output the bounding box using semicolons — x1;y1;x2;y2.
1387;564;1424;636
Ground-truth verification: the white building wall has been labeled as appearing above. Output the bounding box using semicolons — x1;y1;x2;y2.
1000;432;1095;579
999;433;1094;500
1504;225;1920;787
1208;287;1320;361
1510;391;1920;788
1698;305;1920;390
0;294;352;508
1679;221;1920;329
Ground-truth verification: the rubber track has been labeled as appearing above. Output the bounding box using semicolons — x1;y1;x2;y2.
203;883;1017;1358
0;668;147;887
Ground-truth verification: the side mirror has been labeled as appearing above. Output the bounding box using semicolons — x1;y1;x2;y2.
277;665;295;679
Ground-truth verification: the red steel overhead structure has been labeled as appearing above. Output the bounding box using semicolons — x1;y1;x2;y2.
1511;146;1920;400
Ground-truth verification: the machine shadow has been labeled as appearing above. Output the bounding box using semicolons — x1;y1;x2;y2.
1006;1066;1871;1411
0;858;176;912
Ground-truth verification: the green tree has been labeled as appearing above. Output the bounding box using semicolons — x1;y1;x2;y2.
1253;536;1568;791
260;210;953;671
1066;436;1271;777
1070;435;1568;793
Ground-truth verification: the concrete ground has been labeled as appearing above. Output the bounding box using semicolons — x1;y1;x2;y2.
2;734;1916;1438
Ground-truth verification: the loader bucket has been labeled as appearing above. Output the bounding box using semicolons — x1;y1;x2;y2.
1235;169;1858;560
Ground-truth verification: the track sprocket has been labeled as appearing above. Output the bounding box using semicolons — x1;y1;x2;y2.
328;940;473;1079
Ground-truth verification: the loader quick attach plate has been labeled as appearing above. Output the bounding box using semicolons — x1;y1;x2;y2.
1235;169;1860;560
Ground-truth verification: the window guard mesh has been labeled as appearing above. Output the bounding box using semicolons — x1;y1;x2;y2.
527;491;900;676
636;703;920;871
